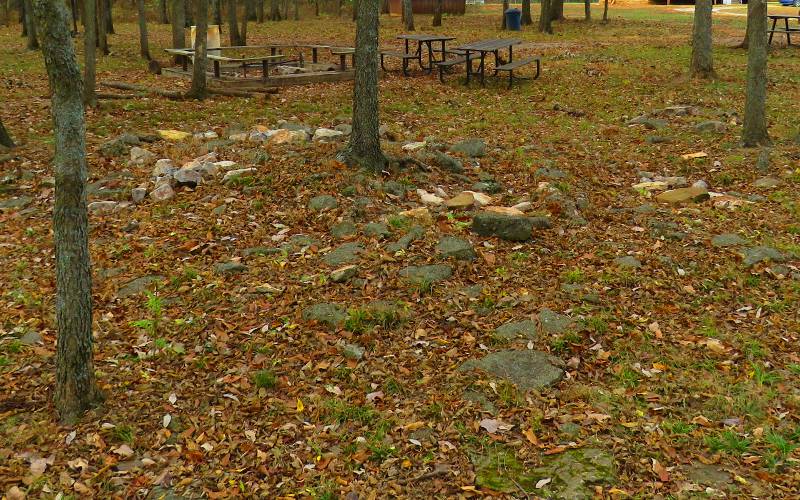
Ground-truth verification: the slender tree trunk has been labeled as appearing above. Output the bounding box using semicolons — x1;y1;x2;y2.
187;0;207;98
402;0;412;30
742;0;769;147
315;0;319;16
104;0;113;33
136;0;150;59
690;0;714;78
31;0;103;426
539;0;552;33
269;0;279;19
185;0;193;24
380;0;387;14
0;118;14;148
293;0;297;19
228;0;241;43
97;0;108;54
83;0;96;106
352;0;356;20
501;0;508;29
240;0;247;44
602;0;608;23
337;0;341;17
584;0;590;21
214;0;222;25
23;0;38;48
282;0;287;19
21;0;28;36
246;0;255;19
171;0;185;53
159;0;168;22
432;0;441;26
521;0;532;25
737;23;749;49
549;0;563;21
339;0;385;172
257;0;263;21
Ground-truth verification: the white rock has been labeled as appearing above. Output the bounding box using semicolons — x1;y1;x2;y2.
313;128;344;142
434;187;448;198
150;183;175;202
223;168;257;183
88;201;119;213
130;146;156;166
173;168;203;186
131;187;147;203
230;132;249;142
213;160;238;170
152;159;175;178
402;141;426;152
416;189;444;206
692;179;709;190
511;201;533;212
465;191;492;206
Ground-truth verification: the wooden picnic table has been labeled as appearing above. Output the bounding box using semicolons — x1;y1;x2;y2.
768;14;800;46
207;53;287;79
453;38;522;86
397;34;456;74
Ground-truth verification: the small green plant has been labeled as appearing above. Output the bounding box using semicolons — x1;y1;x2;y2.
253;369;277;389
411;278;434;295
662;420;696;435
130;291;164;336
383;377;403;395
585;316;609;335
752;364;780;387
387;215;410;230
323;399;375;425
617;367;640;389
111;424;134;444
0;356;11;367
562;269;585;284
706;430;750;455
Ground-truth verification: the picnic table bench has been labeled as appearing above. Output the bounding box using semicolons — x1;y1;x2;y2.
436;38;540;88
206;53;287;79
330;47;355;70
768;14;800;46
381;34;456;75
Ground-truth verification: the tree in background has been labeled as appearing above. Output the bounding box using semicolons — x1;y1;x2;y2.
172;0;186;55
742;0;769;146
137;0;151;60
159;0;169;23
501;0;508;29
228;0;242;44
214;0;222;26
433;0;442;27
602;0;608;23
32;0;103;425
689;0;715;79
187;0;207;99
584;0;590;21
104;0;113;33
402;0;412;30
0;119;14;148
270;0;280;20
521;0;532;26
550;0;563;21
23;0;38;49
338;0;385;172
240;0;248;44
97;0;109;54
539;0;552;34
83;0;97;106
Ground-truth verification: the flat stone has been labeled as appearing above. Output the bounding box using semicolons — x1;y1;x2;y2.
268;129;307;145
687;463;731;488
330;265;358;283
399;264;453;283
695;120;726;133
152;159;176;177
18;330;42;345
312;128;344;142
215;261;247;274
173;168;202;187
222;168;256;183
655;186;709;204
302;303;346;327
309;195;338;211
539;308;574;335
614;255;641;269
243;246;278;257
711;233;748;248
430;150;463;173
87;201;119;213
436;236;476;261
331;220;357;239
535;167;568;179
445;192;475;209
494;320;537;340
646;135;672;144
741;246;786;267
417;189;444;206
462;390;497;414
398;207;433;225
129;146;156;166
471;181;503;194
363;222;390;239
0;196;33;210
117;275;164;299
342;342;364;360
383;180;406;197
753;176;781;189
532;448;615;499
149;183;175;202
627;115;667;129
459;350;565;390
449;138;486;157
386;225;426;252
649;220;686;241
322;242;363;267
131;187;147;203
472;212;534;241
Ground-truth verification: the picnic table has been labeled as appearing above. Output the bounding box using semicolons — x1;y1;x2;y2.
455;38;521;85
768;14;800;46
392;34;456;74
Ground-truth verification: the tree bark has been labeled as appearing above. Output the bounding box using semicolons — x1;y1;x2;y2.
21;0;28;37
689;0;714;79
0;118;14;148
31;0;103;425
584;0;590;21
159;0;168;23
292;0;297;19
83;0;96;106
269;0;279;19
742;0;769;147
315;0;319;16
539;0;552;33
228;0;241;43
432;0;441;26
602;0;608;23
257;0;263;21
737;23;749;49
402;0;412;30
550;0;563;21
521;0;532;26
187;0;207;98
171;0;185;53
136;0;150;60
104;0;113;33
240;0;247;44
97;0;108;54
339;0;385;172
282;0;287;20
501;0;507;29
23;0;38;49
245;0;255;19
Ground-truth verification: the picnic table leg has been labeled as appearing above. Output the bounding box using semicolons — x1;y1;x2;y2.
427;41;434;73
441;41;447;62
262;60;268;80
479;53;486;87
213;60;220;78
242;62;247;78
769;18;777;45
464;51;471;85
787;18;792;46
493;50;499;76
182;55;188;72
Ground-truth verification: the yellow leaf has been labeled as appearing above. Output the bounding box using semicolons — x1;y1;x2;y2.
523;428;538;446
296;398;304;413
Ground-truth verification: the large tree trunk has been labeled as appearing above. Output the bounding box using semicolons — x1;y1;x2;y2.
159;0;168;23
97;0;108;54
742;0;769;147
584;0;590;21
432;0;441;26
602;0;608;23
240;0;247;44
171;0;185;53
501;0;508;29
269;0;279;19
31;0;103;425
228;0;241;43
23;0;38;49
689;0;714;79
339;0;385;172
83;0;96;106
402;0;412;30
737;23;749;49
0;118;14;148
104;0;113;33
539;0;552;33
187;0;207;98
521;0;532;25
550;0;563;21
136;0;150;60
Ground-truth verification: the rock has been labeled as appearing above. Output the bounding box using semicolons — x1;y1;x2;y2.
753;176;781;189
482;206;525;217
741;246;786;267
381;180;405;197
117;275;164;299
214;160;238;170
462;390;497;414
449;138;486;157
655;186;709;204
711;233;748;248
539;308;574;335
646;135;672;144
334;123;352;135
363;222;390;239
755;148;771;174
627;115;667;129
471;180;503;194
417;189;444;206
331;220;357;239
0;196;33;211
18;330;42;345
472;212;535;241
88;201;119;213
342;342;364;360
695;120;726;133
268;129;307;145
157;129;192;141
322;242;363;267
400;264;453;283
445;192;475;209
149;183;175;202
399;207;433;225
632;181;669;192
511;201;533;212
312;128;344;142
152;159;175;177
692;179;708;190
222;168;256;183
215;261;248;274
243;246;277;257
459;350;565;390
535;167;568;179
431;151;463;173
212;204;227;215
302;303;346;327
308;195;338;211
532;448;615;499
649;220;686;241
99;133;141;157
687;463;732;488
129;146;156;166
436;236;476;261
402;141;426;152
386;225;425;252
467;191;492;206
131;187;147;203
331;265;358;283
230;132;249;142
614;255;641;269
494;320;537;341
173;168;203;187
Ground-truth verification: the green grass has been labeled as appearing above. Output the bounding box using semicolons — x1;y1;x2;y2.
253;369;277;389
706;430;750;455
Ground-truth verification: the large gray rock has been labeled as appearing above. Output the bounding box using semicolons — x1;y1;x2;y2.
302;303;346;327
711;233;748;248
449;138;486;157
431;151;463;173
386;225;425;252
173;168;202;188
363;222;391;239
331;220;357;239
330;265;358;283
436;236;476;261
459;350;565;390
215;261;248;274
129;146;156;166
741;246;786;267
494;320;537;341
0;196;33;210
627;115;667;130
614;255;641;269
532;448;615;499
752;176;781;189
695;120;726;133
99;133;140;158
117;275;164;299
309;195;338;211
322;243;363;267
150;183;175;202
472;212;534;241
400;264;452;283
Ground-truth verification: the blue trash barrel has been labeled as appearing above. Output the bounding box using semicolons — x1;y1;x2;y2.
505;8;522;31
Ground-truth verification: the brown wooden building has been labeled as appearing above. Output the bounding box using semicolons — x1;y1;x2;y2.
387;0;467;15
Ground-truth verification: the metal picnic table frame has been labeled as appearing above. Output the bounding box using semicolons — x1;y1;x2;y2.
453;38;522;86
768;14;800;46
397;34;457;74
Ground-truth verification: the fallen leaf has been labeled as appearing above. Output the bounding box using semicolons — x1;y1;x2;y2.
535;477;552;489
652;458;670;482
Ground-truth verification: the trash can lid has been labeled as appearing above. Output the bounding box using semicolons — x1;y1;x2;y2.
505;7;521;13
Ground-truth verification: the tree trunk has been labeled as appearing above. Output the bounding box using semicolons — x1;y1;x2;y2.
352;0;356;20
97;0;108;54
337;0;341;17
246;0;256;19
159;0;168;23
339;0;385;172
257;0;263;21
214;0;222;25
432;0;441;26
0;118;14;148
315;0;319;16
689;0;714;79
31;0;103;425
380;0;387;14
83;0;96;106
240;0;247;43
742;0;769;147
136;0;150;59
402;0;412;30
521;0;532;25
584;0;590;21
501;0;507;29
187;0;207;98
292;0;297;19
104;0;113;33
269;0;279;19
602;0;608;23
539;0;552;33
23;0;38;48
228;0;241;43
282;0;287;20
737;23;749;49
550;0;563;21
171;0;185;53
21;0;28;37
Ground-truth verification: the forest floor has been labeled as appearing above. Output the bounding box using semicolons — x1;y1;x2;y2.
1;4;800;499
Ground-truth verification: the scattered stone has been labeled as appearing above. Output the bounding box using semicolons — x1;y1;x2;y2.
322;242;363;267
215;261;247;274
308;195;338;211
449;138;486;157
342;342;364;360
18;330;42;345
399;207;433;225
214;160;238;170
363;222;390;239
152;159;175;177
445;191;476;209
646;135;672;144
494;320;537;341
692;179;709;190
472;212;535;241
752;176;781;189
539;308;574;335
402;141;426;152
129;146;156;167
535;167;568;179
212;204;227;216
711;233;748;248
386;225;425;252
417;189;444;206
436;236;476;261
330;265;358;283
431;150;464;173
334;123;352;135
269;129;307;145
756;148;771;174
149;183;175;202
531;448;615;499
302;303;346;327
467;191;492;206
400;264;453;283
632;181;669;192
131;187;147;203
223;168;256;183
173;168;203;187
687;463;731;488
471;180;503;194
99;133;140;157
511;201;532;212
741;246;786;267
459;350;565;390
482;206;525;217
331;220;357;239
614;255;641;269
695;120;726;133
157;129;192;141
243;246;277;257
655;186;709;204
649;220;686;241
117;275;164;299
312;128;344;142
627;115;667;129
88;201;120;213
